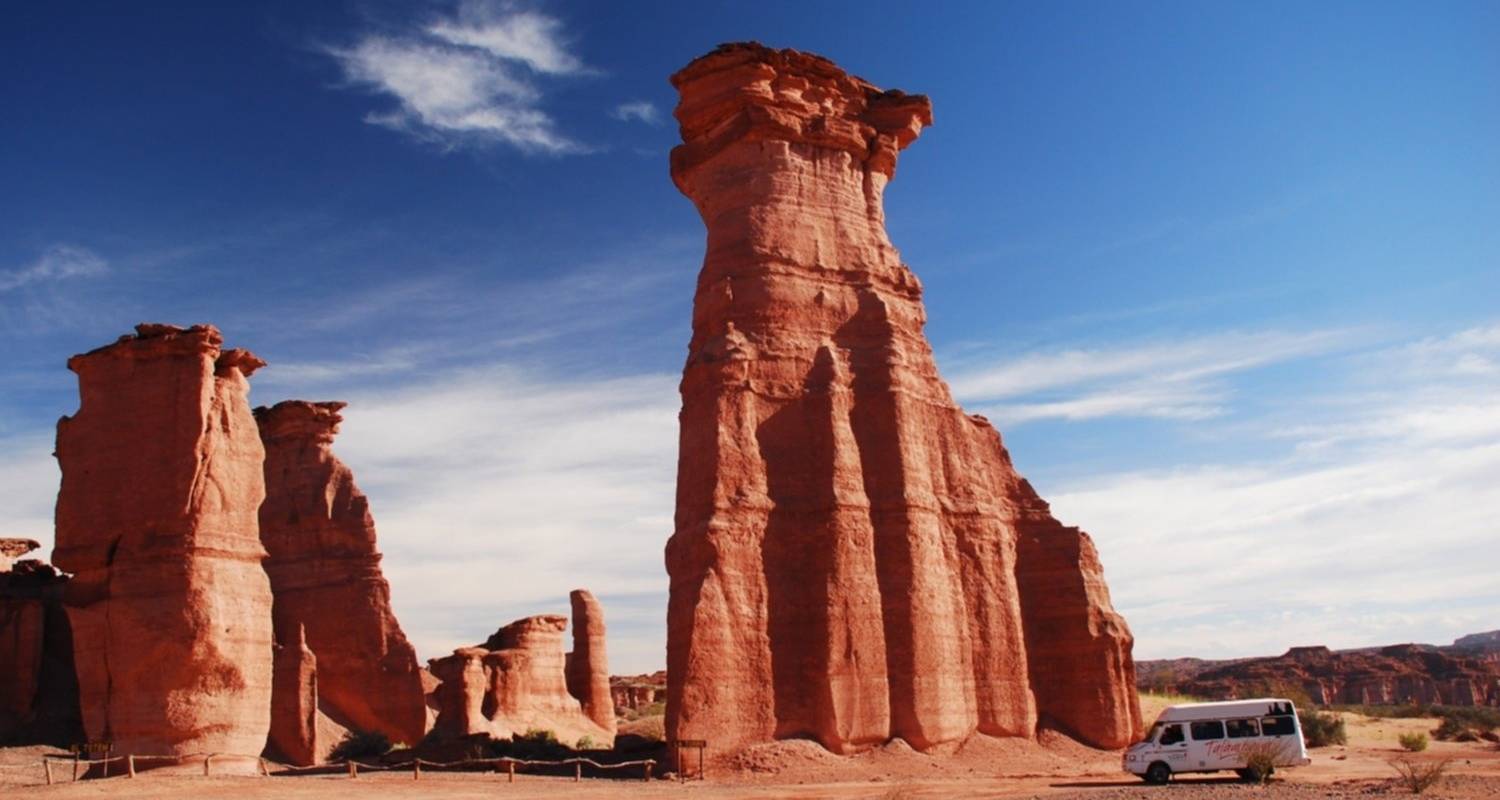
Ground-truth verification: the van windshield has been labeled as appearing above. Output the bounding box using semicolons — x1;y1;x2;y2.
1143;723;1163;744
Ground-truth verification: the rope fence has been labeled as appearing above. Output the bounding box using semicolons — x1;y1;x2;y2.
34;751;657;784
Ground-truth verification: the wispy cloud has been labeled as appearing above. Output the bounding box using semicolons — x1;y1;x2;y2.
948;328;1360;424
334;364;678;669
0;244;107;292
610;101;659;125
1041;321;1500;659
325;2;589;153
427;6;588;75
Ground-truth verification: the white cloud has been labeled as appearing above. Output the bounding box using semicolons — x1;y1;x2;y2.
1039;322;1500;659
610;101;659;125
949;328;1360;424
326;3;588;153
0;244;108;292
333;365;679;671
0;434;61;548
428;6;587;75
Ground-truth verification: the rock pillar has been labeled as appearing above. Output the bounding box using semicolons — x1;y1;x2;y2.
664;44;1141;753
53;323;273;756
565;589;615;736
255;400;427;746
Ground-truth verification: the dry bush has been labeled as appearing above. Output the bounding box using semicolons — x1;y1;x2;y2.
1398;732;1429;752
1301;709;1348;747
619;714;666;742
1239;741;1281;783
1389;757;1450;794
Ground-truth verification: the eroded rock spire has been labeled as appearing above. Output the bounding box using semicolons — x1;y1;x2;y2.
664;43;1142;753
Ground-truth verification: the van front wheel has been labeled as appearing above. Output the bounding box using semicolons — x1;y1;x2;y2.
1144;762;1171;784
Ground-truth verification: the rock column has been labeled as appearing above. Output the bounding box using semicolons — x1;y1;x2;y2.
665;44;1141;753
53;323;274;756
255;400;427;747
565;589;616;737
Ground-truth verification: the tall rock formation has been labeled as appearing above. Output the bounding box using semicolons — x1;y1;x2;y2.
255;400;427;747
429;595;614;748
52;323;274;756
664;43;1141;754
565;589;616;736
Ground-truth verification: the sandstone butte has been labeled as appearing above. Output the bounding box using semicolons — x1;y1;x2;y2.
255;400;428;755
52;323;274;756
429;592;615;748
664;43;1142;754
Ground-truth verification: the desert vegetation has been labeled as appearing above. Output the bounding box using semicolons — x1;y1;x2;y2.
1389;756;1451;794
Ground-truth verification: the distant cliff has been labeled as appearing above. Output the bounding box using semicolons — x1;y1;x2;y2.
1138;631;1500;707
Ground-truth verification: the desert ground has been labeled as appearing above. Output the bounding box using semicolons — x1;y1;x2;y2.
4;697;1497;799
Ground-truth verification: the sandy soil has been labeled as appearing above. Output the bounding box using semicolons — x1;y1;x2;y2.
4;699;1496;798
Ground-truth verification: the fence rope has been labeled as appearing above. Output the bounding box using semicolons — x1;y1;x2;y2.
38;751;657;781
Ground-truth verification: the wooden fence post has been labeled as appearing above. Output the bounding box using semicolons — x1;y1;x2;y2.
574;761;581;782
43;759;53;785
507;760;515;783
643;759;652;781
72;754;80;782
127;755;136;778
413;759;420;780
347;761;357;778
203;755;211;776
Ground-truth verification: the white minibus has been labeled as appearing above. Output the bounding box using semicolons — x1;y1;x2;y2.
1123;698;1313;784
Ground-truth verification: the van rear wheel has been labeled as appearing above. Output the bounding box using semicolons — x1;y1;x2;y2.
1144;762;1171;784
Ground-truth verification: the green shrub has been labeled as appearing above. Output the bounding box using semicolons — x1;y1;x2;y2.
330;730;393;762
1301;709;1348;747
1433;707;1500;741
1389;757;1450;794
1398;732;1428;752
575;735;596;750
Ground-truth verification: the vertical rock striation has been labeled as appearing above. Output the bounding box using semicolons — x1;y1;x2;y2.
565;589;616;737
266;624;318;766
665;43;1141;754
255;400;428;747
53;323;274;756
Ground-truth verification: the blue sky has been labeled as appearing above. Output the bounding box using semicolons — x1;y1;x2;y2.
2;1;1496;674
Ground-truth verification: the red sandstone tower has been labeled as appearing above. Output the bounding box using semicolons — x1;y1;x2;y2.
53;324;274;756
664;44;1142;754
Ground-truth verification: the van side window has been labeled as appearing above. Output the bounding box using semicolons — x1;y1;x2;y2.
1226;718;1260;738
1190;720;1225;740
1159;723;1185;745
1261;716;1296;736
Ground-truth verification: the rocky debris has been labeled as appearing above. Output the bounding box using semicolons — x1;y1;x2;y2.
266;625;319;766
664;42;1140;755
0;548;81;744
255;400;428;748
428;595;615;748
564;590;616;737
52;323;274;756
1140;639;1500;707
611;671;667;716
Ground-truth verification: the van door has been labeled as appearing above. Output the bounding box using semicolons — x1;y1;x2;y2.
1156;723;1190;770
